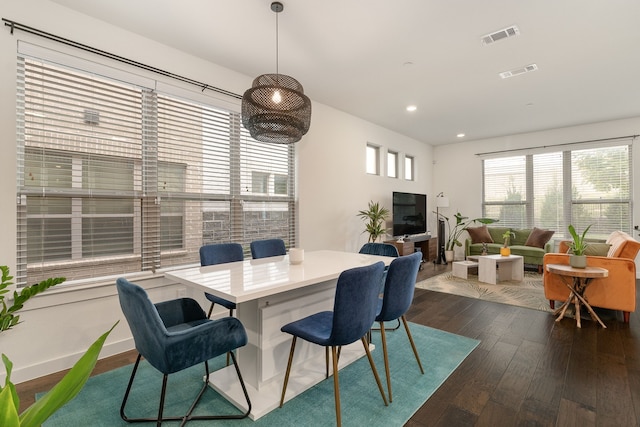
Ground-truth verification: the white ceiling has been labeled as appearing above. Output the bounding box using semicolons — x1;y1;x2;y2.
51;0;640;145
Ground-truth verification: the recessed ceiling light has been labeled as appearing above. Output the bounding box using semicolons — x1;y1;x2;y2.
406;105;417;112
457;133;465;138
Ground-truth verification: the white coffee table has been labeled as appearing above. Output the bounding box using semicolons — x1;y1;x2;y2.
468;254;524;284
452;260;478;279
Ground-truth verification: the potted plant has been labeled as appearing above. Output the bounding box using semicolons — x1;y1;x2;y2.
500;230;515;256
0;265;117;426
435;212;498;262
357;200;390;243
567;224;592;268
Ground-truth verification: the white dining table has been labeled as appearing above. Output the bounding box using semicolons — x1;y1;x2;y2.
164;249;393;419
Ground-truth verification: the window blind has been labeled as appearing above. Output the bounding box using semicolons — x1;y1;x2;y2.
17;56;296;286
482;143;632;239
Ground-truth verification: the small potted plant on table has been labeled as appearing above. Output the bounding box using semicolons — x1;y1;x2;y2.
568;224;592;268
500;230;515;256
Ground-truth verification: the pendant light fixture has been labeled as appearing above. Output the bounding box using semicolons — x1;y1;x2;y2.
241;1;311;144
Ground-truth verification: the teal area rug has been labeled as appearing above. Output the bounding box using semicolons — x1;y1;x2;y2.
42;323;478;426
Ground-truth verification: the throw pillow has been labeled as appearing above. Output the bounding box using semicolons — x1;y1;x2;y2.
584;243;612;256
466;225;493;244
524;227;555;249
565;242;611;256
606;230;630;257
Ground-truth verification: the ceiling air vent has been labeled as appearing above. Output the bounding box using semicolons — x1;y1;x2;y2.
499;64;538;79
481;25;520;45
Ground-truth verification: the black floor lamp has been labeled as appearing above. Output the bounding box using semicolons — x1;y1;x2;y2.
435;193;449;265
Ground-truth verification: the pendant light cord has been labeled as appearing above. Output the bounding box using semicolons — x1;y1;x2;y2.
275;8;279;77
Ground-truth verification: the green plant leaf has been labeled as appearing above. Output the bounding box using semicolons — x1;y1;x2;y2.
0;271;65;333
18;322;118;427
0;353;20;425
0;386;21;427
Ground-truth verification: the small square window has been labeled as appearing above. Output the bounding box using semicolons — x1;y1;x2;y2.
387;151;398;178
366;144;379;175
405;156;414;181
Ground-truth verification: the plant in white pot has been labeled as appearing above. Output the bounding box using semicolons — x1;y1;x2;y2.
567;224;592;268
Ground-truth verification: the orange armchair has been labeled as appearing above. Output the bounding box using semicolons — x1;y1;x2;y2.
543;233;640;323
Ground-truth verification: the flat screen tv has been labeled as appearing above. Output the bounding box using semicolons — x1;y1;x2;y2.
392;192;427;237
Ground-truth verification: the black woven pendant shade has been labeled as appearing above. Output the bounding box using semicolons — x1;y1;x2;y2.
242;73;311;144
241;2;311;144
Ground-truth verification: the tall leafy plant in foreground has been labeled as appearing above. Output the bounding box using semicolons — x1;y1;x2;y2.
1;323;117;427
0;265;117;426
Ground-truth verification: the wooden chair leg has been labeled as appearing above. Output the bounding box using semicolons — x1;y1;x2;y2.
279;336;297;407
331;346;341;427
549;300;555;310
379;321;392;402
624;311;630;323
360;337;388;407
401;315;424;374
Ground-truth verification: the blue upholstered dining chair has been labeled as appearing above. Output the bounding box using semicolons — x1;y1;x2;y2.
278;262;388;427
250;238;287;259
360;242;400;330
200;243;244;366
200;243;244;319
116;277;251;426
358;242;400;257
373;251;424;402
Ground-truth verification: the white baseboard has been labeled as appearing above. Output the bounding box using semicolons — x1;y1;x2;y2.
11;337;134;385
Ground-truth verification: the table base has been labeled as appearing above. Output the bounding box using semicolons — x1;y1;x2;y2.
554;278;607;328
207;341;367;420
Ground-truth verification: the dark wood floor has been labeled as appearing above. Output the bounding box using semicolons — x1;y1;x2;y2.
16;263;640;426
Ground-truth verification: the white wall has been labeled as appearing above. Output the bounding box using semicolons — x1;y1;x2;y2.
298;102;433;253
0;0;432;383
433;116;640;260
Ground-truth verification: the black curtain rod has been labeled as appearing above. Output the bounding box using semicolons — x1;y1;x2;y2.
2;18;242;100
475;134;638;156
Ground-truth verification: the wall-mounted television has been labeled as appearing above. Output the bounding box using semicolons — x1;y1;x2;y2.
392;191;427;237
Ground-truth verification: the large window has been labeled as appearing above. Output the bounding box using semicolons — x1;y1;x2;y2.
482;143;632;239
17;56;296;286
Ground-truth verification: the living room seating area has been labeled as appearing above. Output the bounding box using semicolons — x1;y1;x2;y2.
465;226;555;270
543;230;640;323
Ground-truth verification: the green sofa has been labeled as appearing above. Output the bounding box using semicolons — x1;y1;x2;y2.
464;226;555;269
